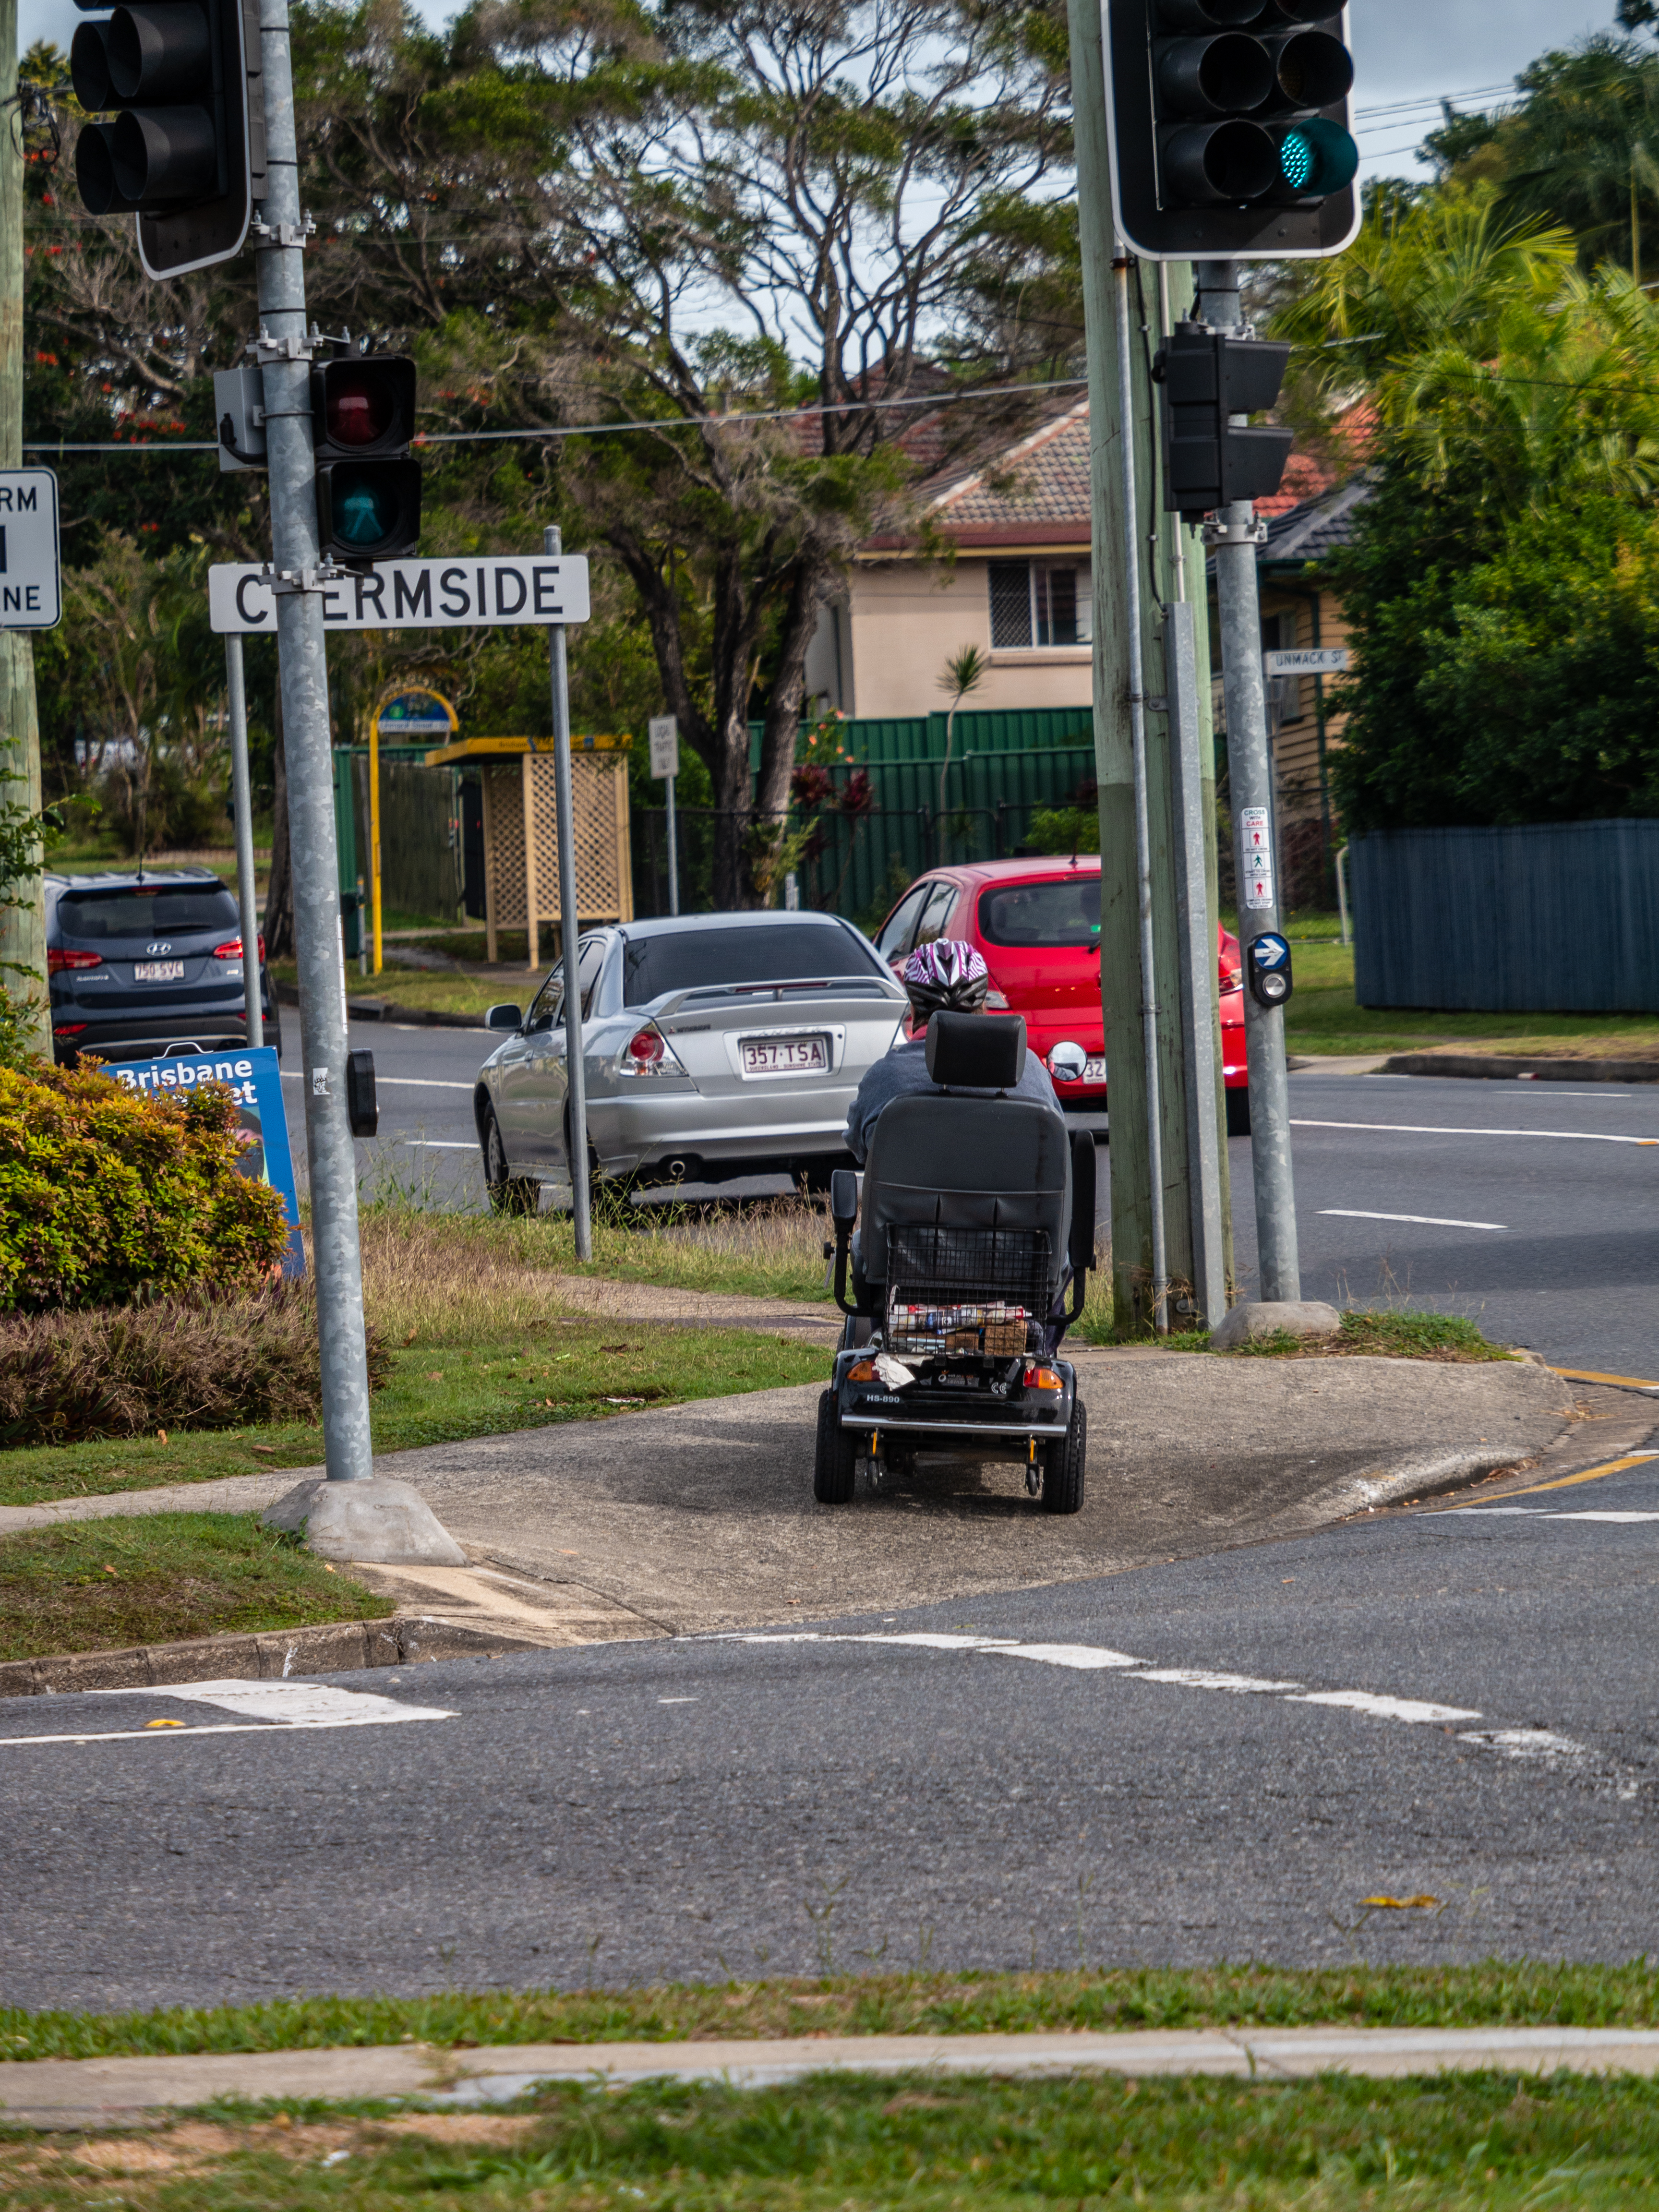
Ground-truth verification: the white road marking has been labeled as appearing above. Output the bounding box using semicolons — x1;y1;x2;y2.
1285;1690;1481;1725
281;1072;474;1091
1319;1208;1506;1231
1292;1118;1659;1147
1547;1511;1659;1524
1448;1508;1659;1524
1135;1667;1304;1694
721;1635;1505;1743
0;1679;455;1749
1459;1728;1587;1764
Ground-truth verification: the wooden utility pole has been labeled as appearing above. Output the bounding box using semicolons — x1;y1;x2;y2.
0;0;47;1052
1068;0;1232;1332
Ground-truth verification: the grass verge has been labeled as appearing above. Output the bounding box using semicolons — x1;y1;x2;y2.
1283;939;1659;1059
0;1313;828;1510
0;1513;389;1663
1229;1311;1512;1363
5;1961;1659;2061
5;2070;1659;2209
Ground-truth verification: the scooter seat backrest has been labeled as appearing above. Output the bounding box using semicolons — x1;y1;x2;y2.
858;1093;1071;1292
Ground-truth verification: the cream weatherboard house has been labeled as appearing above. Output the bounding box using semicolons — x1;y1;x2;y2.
805;394;1367;846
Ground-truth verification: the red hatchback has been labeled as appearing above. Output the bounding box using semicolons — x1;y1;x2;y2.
869;857;1250;1135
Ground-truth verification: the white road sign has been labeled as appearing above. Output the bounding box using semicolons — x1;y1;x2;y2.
0;468;60;630
1263;647;1349;675
209;554;591;635
648;714;680;780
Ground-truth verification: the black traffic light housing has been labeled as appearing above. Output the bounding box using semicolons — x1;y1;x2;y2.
1154;323;1294;518
312;355;422;564
1105;0;1360;261
71;0;265;278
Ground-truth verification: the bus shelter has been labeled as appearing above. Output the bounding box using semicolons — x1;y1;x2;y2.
421;734;634;968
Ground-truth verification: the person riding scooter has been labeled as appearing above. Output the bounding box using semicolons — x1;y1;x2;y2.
842;938;1064;1166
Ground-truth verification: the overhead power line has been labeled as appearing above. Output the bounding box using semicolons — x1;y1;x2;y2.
25;371;1092;457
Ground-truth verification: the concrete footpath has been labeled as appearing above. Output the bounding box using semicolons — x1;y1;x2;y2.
6;2025;1659;2125
0;1353;1578;1644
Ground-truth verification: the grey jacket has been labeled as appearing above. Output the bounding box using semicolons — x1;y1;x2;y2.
842;1034;1064;1165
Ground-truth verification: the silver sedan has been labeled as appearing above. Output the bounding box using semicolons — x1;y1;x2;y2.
474;910;907;1203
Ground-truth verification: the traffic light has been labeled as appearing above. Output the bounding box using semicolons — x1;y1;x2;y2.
312;354;422;564
70;0;265;278
1154;323;1294;518
1104;1;1360;261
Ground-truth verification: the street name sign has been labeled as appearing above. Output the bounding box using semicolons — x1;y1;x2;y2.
648;714;680;780
0;468;60;630
1263;647;1349;675
209;554;591;635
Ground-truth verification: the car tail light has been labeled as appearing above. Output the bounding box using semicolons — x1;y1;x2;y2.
47;949;102;974
619;1024;685;1079
1022;1363;1063;1391
53;1022;87;1036
213;935;265;962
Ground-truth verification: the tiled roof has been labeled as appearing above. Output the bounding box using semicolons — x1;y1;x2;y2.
1258;474;1375;566
923;398;1092;538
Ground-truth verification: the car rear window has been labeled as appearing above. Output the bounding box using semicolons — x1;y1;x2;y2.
978;877;1102;949
622;924;881;1003
57;886;240;941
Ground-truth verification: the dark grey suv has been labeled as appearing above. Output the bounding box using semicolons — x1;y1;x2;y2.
47;869;280;1067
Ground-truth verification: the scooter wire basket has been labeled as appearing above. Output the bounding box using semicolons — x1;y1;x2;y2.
884;1225;1052;1358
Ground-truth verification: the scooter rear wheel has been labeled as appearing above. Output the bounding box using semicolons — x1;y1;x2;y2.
814;1390;859;1504
1042;1396;1087;1515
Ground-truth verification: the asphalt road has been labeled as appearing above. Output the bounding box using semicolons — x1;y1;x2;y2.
287;1025;1659;1378
5;1445;1656;2011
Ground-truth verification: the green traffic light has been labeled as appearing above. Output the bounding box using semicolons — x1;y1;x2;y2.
1276;117;1358;197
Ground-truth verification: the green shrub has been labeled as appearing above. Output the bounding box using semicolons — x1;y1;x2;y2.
0;1062;289;1311
0;1283;394;1445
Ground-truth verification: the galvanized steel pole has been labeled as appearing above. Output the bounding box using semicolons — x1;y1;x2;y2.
255;0;374;1478
224;636;263;1050
544;525;592;1259
1196;259;1301;1303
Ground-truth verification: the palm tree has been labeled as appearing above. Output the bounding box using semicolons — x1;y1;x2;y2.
936;645;987;860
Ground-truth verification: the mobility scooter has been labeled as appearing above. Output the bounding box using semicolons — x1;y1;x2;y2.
816;1010;1096;1514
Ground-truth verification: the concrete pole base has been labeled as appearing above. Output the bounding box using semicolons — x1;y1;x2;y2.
1210;1299;1341;1351
263;1477;468;1565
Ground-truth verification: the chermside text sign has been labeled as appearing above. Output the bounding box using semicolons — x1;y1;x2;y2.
209;554;592;634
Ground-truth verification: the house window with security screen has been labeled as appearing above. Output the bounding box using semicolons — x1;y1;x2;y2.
988;561;1092;649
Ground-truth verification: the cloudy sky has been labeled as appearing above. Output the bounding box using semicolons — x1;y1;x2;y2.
20;0;1635;182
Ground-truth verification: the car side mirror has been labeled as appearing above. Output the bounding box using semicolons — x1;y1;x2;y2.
830;1167;859;1233
486;1002;524;1032
1049;1040;1087;1084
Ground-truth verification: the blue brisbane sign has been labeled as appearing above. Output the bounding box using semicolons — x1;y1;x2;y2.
110;1047;304;1278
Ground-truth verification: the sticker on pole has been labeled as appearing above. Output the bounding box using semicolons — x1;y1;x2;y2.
209;556;591;634
1240;805;1274;911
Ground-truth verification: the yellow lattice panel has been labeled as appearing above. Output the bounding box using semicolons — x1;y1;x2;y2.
484;752;632;933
